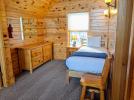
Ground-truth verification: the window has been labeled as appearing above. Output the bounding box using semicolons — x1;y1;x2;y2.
68;12;89;47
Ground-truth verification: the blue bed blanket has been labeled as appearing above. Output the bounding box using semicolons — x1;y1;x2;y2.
71;46;108;59
66;56;105;75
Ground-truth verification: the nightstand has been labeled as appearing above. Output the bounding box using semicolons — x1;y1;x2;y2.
66;46;80;58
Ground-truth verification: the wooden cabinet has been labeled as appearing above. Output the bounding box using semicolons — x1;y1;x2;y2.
18;42;52;74
43;44;52;62
54;43;66;60
66;46;79;57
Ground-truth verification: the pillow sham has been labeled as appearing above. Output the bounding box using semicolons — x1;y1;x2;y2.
88;36;101;48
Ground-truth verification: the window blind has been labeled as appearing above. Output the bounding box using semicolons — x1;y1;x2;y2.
68;12;89;31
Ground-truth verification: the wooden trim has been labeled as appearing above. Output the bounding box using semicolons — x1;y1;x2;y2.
69;70;84;78
102;56;112;85
29;50;32;74
112;0;133;99
125;0;134;99
0;21;7;87
67;31;70;47
0;0;15;87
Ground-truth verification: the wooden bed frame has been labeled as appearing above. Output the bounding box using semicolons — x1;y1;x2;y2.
66;55;112;84
66;55;112;100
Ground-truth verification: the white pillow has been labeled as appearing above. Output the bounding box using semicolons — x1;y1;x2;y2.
88;36;101;48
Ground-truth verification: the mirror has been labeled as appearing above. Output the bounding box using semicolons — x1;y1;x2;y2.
20;17;37;40
7;17;44;40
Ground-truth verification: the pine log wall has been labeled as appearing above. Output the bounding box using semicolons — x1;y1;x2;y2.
0;0;57;83
4;0;60;48
4;0;55;77
6;13;45;47
0;0;117;86
4;0;58;47
44;0;117;59
0;0;51;82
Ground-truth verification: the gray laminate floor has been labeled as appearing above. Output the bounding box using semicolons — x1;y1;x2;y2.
0;60;81;100
0;60;100;100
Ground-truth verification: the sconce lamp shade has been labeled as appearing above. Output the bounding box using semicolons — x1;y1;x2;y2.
105;0;112;4
111;9;117;15
104;8;117;17
104;9;109;17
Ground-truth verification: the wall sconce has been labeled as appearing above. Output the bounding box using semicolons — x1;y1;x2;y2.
104;0;117;50
111;8;117;15
104;9;109;17
105;0;112;4
105;0;116;8
104;0;117;18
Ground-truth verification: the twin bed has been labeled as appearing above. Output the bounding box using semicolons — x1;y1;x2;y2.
65;46;111;82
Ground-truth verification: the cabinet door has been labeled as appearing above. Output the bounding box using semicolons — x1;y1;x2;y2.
11;48;21;76
43;44;52;62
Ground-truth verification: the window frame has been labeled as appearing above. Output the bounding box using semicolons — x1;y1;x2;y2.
67;12;89;47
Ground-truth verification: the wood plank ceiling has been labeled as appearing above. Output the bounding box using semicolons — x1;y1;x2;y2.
5;0;58;16
4;0;108;16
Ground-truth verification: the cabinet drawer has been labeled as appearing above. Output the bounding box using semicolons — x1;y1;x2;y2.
32;57;43;68
31;48;43;57
32;54;43;60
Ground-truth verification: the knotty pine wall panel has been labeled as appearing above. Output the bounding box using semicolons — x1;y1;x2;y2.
90;9;117;49
5;0;58;17
44;0;117;59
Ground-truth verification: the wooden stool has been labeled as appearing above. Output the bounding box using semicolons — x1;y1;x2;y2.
89;89;100;100
80;74;105;100
81;87;99;100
